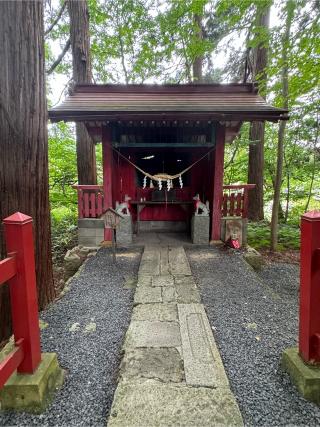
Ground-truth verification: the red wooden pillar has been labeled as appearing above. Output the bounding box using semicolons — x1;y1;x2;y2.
3;212;41;373
102;126;113;241
299;210;320;363
211;124;226;241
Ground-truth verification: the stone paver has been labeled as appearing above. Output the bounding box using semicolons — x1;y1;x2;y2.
108;379;243;427
120;348;184;383
108;246;243;426
132;303;178;322
152;275;174;287
168;247;192;276
124;321;181;349
134;287;162;304
178;303;229;388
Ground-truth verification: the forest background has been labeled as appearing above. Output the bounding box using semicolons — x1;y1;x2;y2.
46;0;319;261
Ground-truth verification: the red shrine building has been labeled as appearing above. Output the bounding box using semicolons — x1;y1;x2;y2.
49;83;288;245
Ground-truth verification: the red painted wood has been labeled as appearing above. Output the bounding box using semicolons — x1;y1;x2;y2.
89;192;96;218
83;192;90;218
78;190;84;218
235;193;243;216
0;257;16;285
223;184;256;190
242;189;249;218
299;211;320;363
229;193;235;216
97;192;103;216
222;194;228;216
3;213;41;373
0;340;24;388
102;126;113;240
211;125;225;241
72;185;103;190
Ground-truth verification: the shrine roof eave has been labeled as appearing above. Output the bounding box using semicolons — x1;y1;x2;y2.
49;110;288;123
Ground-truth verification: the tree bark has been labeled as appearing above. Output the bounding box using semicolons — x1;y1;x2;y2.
270;0;294;251
192;14;204;83
67;0;97;185
0;1;55;340
247;4;271;221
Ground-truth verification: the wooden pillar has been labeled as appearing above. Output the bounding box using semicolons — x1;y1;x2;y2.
299;211;320;363
102;126;113;241
211;124;226;242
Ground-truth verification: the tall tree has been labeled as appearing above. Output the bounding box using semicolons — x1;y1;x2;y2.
192;13;204;82
0;0;55;339
270;0;295;251
67;0;97;185
247;2;271;221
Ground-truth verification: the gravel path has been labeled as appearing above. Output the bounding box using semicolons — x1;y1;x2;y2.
0;247;141;427
186;247;320;426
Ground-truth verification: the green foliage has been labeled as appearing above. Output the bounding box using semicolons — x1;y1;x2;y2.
44;0;320;255
51;208;78;264
248;221;300;250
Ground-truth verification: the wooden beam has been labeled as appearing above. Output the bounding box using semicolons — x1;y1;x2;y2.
211;124;226;241
102;126;113;242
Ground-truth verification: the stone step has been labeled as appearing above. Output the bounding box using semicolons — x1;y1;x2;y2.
108;379;243;427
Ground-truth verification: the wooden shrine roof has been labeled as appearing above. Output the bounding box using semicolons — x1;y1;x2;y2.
49;83;288;123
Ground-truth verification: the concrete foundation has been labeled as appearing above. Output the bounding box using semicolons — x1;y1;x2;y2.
281;347;320;405
117;216;133;245
78;218;104;247
0;353;64;413
191;215;209;245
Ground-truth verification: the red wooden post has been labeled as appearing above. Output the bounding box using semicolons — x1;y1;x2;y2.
299;210;320;363
3;212;41;373
102;126;113;241
211;125;225;241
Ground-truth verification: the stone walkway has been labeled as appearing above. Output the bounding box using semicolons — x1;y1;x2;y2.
108;246;243;427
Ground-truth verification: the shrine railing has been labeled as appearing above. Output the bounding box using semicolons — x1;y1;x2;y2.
222;184;256;219
73;185;104;219
0;213;41;389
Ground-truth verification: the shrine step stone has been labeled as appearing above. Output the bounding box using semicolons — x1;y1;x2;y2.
108;245;243;426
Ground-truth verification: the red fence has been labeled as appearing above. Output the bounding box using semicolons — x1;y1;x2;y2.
0;212;41;388
299;210;320;363
73;185;104;219
222;184;256;218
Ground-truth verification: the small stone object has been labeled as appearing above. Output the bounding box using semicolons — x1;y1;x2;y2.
64;249;82;278
243;246;264;271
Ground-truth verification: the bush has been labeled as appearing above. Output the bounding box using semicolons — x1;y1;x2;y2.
51;208;78;264
247;221;300;251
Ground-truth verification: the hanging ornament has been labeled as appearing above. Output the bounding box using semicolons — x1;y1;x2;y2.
158;179;162;190
170;180;173;189
167;179;171;191
143;175;147;189
179;175;183;189
150;179;154;189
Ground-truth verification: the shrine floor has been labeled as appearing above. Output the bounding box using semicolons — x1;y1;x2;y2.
107;245;243;426
132;231;192;246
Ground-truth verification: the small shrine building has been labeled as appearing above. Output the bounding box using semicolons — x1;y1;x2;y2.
49;83;288;245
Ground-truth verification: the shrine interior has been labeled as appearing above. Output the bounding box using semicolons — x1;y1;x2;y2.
111;121;216;232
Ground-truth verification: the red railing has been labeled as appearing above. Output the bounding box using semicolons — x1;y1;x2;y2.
72;185;104;219
222;184;256;218
0;212;41;389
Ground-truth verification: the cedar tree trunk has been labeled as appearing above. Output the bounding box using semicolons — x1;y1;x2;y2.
192;14;204;83
0;1;55;340
67;0;97;185
247;4;270;221
270;0;294;251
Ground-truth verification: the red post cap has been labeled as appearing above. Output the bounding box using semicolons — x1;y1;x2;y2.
3;212;33;225
301;210;320;222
